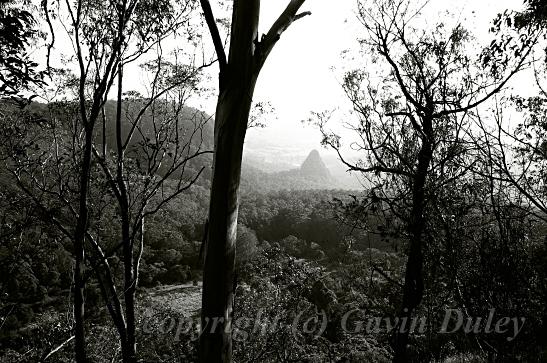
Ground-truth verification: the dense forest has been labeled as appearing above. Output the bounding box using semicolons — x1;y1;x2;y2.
1;0;547;362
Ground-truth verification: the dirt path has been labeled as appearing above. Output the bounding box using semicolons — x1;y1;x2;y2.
144;283;202;317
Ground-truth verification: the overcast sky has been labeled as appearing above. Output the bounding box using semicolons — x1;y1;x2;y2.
41;0;528;167
239;0;526;163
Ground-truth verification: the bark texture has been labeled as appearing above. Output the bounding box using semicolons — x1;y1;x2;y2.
199;1;308;361
392;115;433;363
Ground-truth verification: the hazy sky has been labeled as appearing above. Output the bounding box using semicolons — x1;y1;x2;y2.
240;0;526;161
41;0;528;167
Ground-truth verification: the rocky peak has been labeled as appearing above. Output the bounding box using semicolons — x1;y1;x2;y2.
299;149;332;181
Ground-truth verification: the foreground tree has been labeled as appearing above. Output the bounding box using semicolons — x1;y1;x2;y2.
198;0;310;361
3;0;204;361
91;61;210;361
48;2;126;359
83;3;209;358
316;0;533;360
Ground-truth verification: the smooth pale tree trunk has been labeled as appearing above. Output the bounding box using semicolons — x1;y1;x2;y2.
200;82;256;361
199;1;309;361
392;116;433;363
200;3;259;361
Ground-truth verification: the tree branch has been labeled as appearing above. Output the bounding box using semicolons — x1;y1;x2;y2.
255;0;310;72
199;0;227;73
42;336;75;361
432;37;536;118
378;32;425;113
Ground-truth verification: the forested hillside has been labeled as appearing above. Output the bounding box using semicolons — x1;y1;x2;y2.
2;0;547;362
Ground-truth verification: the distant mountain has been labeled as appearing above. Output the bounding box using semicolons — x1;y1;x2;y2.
241;149;343;192
298;149;333;182
96;100;214;153
0;99;215;185
275;149;338;187
2;99;361;191
242;144;363;190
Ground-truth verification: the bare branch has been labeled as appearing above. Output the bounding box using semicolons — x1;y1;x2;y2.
42;336;75;361
199;0;227;73
255;0;310;72
433;39;537;118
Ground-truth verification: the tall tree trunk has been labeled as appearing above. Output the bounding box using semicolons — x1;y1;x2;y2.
122;212;136;363
73;229;86;363
120;207;136;363
392;116;433;363
73;127;94;362
199;1;308;361
200;0;259;360
114;65;137;363
200;85;255;361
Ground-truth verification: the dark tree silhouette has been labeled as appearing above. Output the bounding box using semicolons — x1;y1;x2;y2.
316;0;534;360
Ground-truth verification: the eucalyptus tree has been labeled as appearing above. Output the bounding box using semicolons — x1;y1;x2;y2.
316;0;533;361
3;0;207;361
91;58;212;361
197;0;311;361
42;2;130;359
